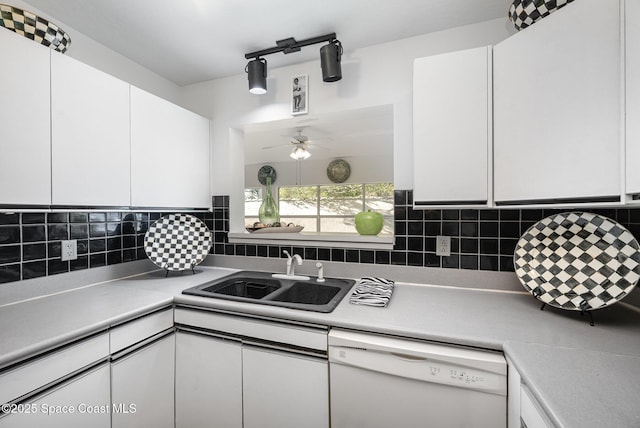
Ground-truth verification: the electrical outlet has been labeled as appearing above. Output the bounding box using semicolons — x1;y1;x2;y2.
61;240;77;261
436;235;451;257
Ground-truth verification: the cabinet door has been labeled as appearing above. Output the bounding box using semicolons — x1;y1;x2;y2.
0;29;51;205
626;0;640;195
51;52;130;206
243;346;329;428
130;86;210;208
413;46;491;206
175;332;242;428
493;0;621;204
0;363;110;428
520;387;551;428
111;334;175;428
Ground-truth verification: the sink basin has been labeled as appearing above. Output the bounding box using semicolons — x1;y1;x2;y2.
182;271;354;313
201;278;281;299
271;282;340;305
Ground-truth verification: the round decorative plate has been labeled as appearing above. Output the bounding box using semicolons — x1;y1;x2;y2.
514;212;640;311
508;0;574;31
258;165;277;185
144;214;212;272
0;4;72;53
327;159;351;183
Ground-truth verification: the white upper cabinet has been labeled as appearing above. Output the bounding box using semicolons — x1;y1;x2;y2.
493;0;622;205
130;86;210;208
625;0;640;196
51;52;131;206
0;29;51;205
413;46;491;207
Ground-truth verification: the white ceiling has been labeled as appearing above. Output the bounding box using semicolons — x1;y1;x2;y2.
24;0;510;86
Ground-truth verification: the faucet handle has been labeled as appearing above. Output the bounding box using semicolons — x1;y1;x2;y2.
282;250;291;259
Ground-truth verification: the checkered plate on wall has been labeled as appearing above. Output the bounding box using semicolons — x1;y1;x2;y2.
144;214;212;272
508;0;575;31
0;4;71;53
514;212;640;311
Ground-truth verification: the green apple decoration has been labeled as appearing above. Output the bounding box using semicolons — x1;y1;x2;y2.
355;210;384;235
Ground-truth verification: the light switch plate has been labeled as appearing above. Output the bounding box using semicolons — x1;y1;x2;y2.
436;236;451;257
61;240;77;261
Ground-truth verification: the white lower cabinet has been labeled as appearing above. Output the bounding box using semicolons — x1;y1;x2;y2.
520;386;551;428
242;346;329;428
0;363;111;428
111;333;175;428
507;361;552;428
174;308;330;428
174;329;330;428
175;331;242;428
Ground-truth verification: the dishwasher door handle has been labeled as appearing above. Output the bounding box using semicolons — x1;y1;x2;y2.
390;352;428;362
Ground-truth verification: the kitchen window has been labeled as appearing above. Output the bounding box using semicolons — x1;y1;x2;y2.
245;183;394;235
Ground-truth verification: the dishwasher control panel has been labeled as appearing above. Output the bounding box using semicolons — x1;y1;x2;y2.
328;329;507;396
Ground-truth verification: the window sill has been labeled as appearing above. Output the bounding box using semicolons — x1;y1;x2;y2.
228;231;394;249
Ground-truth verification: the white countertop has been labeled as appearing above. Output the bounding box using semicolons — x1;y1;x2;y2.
1;262;639;427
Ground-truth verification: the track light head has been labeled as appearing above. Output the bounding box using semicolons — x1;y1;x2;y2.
320;39;342;82
246;57;267;94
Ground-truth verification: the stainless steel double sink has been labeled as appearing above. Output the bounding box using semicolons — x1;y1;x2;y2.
182;271;355;313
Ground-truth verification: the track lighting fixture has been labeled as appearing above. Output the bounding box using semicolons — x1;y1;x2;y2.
245;57;267;95
320;39;342;82
244;33;342;94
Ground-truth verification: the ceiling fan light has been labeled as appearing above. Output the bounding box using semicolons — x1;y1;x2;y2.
290;146;311;160
246;57;267;94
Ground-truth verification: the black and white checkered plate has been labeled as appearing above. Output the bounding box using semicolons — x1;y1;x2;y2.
508;0;574;31
0;4;71;53
514;212;640;311
144;214;212;272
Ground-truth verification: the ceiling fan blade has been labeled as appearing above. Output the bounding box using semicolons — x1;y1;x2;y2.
261;143;290;150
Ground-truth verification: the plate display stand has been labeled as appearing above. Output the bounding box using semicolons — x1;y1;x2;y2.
514;212;640;326
144;214;212;276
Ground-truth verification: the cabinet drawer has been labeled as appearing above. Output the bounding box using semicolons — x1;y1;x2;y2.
520;386;551;428
0;332;109;404
174;308;327;352
110;308;173;353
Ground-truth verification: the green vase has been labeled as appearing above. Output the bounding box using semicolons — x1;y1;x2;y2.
259;177;279;225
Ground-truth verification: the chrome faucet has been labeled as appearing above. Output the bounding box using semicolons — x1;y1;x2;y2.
282;250;303;276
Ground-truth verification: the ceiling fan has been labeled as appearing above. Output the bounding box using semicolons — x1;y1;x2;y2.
261;129;319;160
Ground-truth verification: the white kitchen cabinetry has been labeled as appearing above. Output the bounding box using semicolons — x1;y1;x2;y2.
413;46;492;207
0;29;51;206
507;361;552;428
51;52;131;206
625;0;640;196
520;386;552;428
111;333;175;428
0;364;111;428
174;308;330;428
130;86;210;208
243;346;329;428
175;331;243;428
493;0;621;205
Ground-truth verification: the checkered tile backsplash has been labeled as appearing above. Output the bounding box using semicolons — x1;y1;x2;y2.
3;192;640;286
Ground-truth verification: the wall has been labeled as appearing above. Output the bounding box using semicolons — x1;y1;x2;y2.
245;155;392;188
17;0;181;103
179;18;515;232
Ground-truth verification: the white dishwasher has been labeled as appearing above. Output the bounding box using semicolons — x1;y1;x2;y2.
328;329;507;428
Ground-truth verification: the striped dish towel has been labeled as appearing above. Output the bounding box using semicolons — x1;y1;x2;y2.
349;277;395;307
